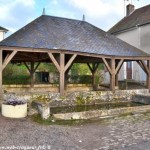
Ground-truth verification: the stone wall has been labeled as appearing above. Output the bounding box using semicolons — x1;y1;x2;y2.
3;84;92;93
133;94;150;104
8;89;149;107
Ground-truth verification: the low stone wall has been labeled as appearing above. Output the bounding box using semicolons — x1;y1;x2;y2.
7;89;147;119
53;105;150;120
3;84;92;93
133;94;150;104
7;89;149;107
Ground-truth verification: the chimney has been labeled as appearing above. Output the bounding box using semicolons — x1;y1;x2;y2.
126;4;135;16
42;8;46;15
82;14;85;21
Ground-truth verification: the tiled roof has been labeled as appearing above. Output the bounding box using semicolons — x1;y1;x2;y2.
0;15;148;57
109;4;150;34
0;26;8;32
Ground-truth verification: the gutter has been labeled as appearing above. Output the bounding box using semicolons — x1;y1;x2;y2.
110;21;150;35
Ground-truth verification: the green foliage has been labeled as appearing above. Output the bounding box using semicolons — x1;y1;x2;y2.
33;95;51;104
75;93;85;105
3;62;104;85
38;63;58;73
3;63;58;85
31;114;89;126
70;75;92;84
71;63;91;76
70;63;104;84
3;63;30;84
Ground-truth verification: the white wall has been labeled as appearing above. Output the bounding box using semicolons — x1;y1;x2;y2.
116;28;139;47
140;24;150;54
114;24;150;82
0;31;4;41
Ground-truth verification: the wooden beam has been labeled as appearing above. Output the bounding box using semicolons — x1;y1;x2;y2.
24;62;31;73
140;60;149;75
34;62;40;72
59;53;65;95
136;61;148;75
87;63;93;73
87;63;99;90
64;54;77;72
147;60;150;91
115;59;124;74
3;53;10;63
0;49;2;100
1;46;150;61
102;58;112;74
94;63;99;70
48;53;60;72
136;61;144;70
2;51;17;70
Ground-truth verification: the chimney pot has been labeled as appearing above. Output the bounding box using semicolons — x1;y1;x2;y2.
126;4;134;16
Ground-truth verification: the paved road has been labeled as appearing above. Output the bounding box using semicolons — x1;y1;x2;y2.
1;113;150;150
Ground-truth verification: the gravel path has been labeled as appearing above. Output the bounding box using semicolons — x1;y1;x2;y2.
1;113;150;150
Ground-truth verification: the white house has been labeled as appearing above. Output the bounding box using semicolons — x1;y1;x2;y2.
108;4;150;83
0;26;8;41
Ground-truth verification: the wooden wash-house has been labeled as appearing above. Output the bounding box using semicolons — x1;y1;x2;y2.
0;15;150;99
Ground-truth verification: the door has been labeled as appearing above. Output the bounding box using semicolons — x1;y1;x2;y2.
126;61;132;79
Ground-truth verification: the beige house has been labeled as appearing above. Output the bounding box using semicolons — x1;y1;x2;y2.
108;4;150;83
0;26;8;41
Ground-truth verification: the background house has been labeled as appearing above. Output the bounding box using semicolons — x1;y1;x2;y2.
108;4;150;83
0;26;8;41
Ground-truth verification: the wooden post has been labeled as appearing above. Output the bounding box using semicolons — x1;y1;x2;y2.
115;61;118;87
30;62;35;88
48;53;77;95
24;62;40;88
0;49;2;100
137;60;150;91
147;60;150;91
60;53;65;95
110;58;115;92
65;64;73;89
87;63;99;90
115;74;118;87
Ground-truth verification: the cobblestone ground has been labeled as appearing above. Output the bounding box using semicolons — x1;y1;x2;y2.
1;113;150;150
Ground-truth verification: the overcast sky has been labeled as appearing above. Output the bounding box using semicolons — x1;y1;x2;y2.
0;0;149;35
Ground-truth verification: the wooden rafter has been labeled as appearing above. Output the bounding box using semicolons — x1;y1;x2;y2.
2;51;17;70
0;49;2;100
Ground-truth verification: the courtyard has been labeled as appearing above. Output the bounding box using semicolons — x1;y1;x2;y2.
1;112;150;150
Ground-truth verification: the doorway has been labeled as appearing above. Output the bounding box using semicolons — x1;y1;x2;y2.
126;61;132;79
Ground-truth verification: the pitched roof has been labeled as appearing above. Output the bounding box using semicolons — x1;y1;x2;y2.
0;15;148;57
109;4;150;34
0;26;8;32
